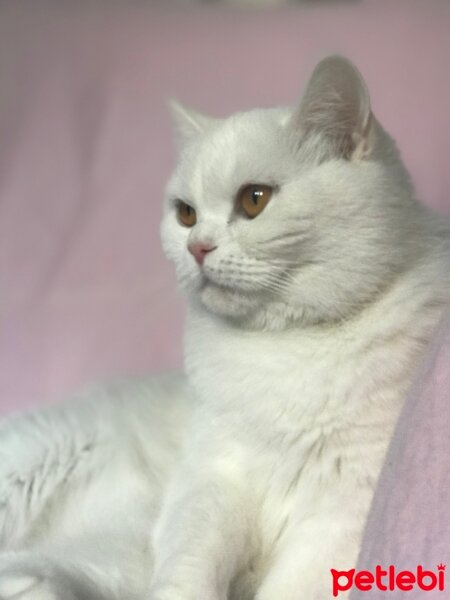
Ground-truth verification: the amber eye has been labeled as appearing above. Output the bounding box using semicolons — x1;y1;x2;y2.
238;184;273;219
176;201;197;227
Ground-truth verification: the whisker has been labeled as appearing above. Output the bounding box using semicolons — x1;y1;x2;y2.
257;271;296;296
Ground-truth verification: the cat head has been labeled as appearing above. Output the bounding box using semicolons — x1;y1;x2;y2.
161;55;418;330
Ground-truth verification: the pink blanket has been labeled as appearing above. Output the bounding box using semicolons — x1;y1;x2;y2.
352;313;450;598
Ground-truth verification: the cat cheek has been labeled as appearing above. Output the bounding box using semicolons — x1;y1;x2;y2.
162;240;183;264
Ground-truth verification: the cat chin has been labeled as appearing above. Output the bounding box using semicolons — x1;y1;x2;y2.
198;281;261;319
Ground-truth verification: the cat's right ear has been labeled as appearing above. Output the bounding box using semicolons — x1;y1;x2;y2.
169;100;219;148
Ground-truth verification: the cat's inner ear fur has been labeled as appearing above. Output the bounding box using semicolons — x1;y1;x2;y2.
169;100;219;147
292;55;374;160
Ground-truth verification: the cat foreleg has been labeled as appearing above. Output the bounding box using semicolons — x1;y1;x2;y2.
148;456;251;600
255;512;363;600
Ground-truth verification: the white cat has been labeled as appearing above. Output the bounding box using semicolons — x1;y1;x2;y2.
0;56;449;600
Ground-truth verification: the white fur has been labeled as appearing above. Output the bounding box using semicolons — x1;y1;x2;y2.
1;56;449;600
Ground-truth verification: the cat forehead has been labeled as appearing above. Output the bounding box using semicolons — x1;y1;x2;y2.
189;108;289;167
169;107;293;205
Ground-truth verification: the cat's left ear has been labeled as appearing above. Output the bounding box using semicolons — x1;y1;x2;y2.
292;55;374;160
169;100;219;148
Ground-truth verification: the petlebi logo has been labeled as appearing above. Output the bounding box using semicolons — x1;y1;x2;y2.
331;564;446;597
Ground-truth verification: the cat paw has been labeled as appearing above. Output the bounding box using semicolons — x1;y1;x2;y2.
148;584;222;600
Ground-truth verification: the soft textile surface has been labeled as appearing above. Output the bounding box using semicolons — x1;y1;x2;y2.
0;0;449;587
352;312;450;597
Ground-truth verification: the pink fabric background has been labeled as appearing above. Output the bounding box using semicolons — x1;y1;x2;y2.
0;0;450;414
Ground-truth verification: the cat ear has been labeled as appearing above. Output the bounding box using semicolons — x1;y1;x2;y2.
169;100;219;147
292;55;374;160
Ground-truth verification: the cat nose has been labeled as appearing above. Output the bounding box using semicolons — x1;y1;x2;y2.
188;242;217;265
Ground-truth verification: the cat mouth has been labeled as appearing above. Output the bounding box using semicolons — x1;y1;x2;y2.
198;277;259;318
200;275;234;294
200;270;273;298
200;268;252;293
199;273;249;300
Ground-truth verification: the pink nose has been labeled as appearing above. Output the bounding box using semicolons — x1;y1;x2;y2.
188;242;216;265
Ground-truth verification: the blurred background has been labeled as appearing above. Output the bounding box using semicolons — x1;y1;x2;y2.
1;0;450;415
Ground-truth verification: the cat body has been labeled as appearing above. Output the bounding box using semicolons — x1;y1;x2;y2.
0;56;449;600
167;245;448;600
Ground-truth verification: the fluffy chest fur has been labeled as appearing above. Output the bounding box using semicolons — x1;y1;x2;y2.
183;269;446;556
185;286;433;438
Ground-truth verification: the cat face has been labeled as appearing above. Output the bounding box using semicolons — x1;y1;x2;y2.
161;56;416;329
